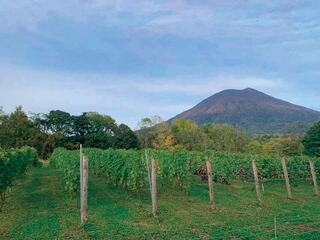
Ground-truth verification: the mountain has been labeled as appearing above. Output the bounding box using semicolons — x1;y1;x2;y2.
169;88;320;135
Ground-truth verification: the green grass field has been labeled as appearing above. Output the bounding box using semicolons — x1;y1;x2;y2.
1;167;320;240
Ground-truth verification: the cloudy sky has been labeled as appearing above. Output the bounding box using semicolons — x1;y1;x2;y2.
0;0;319;128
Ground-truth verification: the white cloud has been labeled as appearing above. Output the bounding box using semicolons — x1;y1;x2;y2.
0;62;318;127
134;75;282;95
0;63;197;126
2;0;318;40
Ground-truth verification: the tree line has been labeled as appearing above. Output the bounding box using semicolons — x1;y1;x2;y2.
0;107;319;159
0;106;139;159
137;116;318;157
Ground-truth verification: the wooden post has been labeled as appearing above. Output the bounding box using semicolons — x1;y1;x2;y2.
252;159;262;205
80;144;83;217
145;149;152;196
309;159;319;196
281;157;292;199
151;156;157;217
81;155;88;224
206;156;215;210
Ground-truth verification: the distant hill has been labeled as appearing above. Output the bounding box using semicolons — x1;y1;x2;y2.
169;88;320;135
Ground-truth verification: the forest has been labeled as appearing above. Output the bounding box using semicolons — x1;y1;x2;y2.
0;106;318;160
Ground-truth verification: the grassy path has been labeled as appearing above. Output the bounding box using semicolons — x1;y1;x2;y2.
1;167;320;239
0;168;89;239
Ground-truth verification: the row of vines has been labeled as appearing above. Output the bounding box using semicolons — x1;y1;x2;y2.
0;146;37;208
50;148;320;193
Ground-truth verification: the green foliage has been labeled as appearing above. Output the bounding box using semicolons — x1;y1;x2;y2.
303;121;320;157
50;148;147;192
136;115;164;148
208;152;318;183
85;148;146;191
0;107;140;159
172;119;205;150
43;110;72;135
0;146;37;207
49;148;80;192
263;136;304;156
0;106;35;149
3;167;320;240
51;148;320;195
151;149;203;191
201;123;249;153
140;118;268;154
113;124;140;149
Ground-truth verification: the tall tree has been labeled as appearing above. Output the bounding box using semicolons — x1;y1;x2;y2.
44;110;72;135
152;122;175;150
0;106;34;148
114;124;140;149
302;121;320;157
136;116;163;148
86;112;116;134
172;119;205;150
200;123;248;153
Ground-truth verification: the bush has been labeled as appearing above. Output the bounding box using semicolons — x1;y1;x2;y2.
0;146;37;208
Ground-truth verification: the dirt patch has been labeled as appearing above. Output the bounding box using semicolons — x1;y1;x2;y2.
190;226;209;239
131;221;153;228
39;160;50;167
38;210;49;215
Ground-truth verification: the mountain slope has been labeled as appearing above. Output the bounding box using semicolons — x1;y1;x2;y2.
170;88;320;135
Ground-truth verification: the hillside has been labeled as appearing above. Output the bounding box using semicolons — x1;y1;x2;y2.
170;88;320;135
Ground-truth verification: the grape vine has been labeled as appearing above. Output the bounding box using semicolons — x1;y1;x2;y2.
50;148;320;193
0;146;37;209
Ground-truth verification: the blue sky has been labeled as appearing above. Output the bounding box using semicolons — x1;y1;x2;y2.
0;0;319;128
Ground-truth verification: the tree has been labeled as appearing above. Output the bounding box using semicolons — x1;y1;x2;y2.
245;139;263;155
71;113;91;138
151;122;176;150
86;112;116;134
201;123;248;153
84;132;114;149
114;124;140;149
302;121;320;157
0;106;34;148
43;110;72;135
70;112;118;148
263;136;303;156
136;116;163;148
0;107;5;124
172;119;205;150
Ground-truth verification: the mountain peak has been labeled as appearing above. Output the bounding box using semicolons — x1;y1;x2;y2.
243;87;259;92
170;88;320;135
215;88;264;97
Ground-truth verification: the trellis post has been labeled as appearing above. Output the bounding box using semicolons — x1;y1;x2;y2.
81;155;88;224
309;159;319;196
206;156;215;210
281;157;292;199
151;156;158;217
80;144;83;217
252;159;262;205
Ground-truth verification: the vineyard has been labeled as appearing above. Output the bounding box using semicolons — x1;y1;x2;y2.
0;146;37;209
50;148;320;196
0;148;319;239
51;148;320;192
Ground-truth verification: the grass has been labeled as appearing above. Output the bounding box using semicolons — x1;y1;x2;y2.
0;167;320;239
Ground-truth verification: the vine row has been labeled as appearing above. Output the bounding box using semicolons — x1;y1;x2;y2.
50;148;320;193
0;146;37;208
